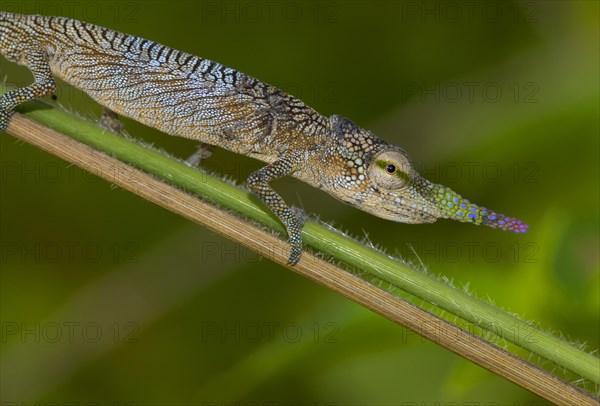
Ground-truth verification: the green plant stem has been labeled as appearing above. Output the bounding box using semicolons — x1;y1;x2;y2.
3;89;599;387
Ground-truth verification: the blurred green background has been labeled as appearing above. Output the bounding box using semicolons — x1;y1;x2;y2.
1;0;598;404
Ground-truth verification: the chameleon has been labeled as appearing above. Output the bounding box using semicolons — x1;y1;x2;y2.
0;11;527;265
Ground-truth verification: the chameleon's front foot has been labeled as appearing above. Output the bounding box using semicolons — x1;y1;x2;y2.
0;105;13;132
286;210;306;265
246;156;306;265
287;231;303;265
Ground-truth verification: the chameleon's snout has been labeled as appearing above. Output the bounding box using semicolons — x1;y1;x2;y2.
363;146;528;233
419;178;528;233
330;139;528;233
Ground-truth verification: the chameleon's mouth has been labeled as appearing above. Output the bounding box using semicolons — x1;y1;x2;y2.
419;179;528;233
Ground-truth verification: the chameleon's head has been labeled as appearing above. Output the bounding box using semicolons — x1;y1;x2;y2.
323;115;527;232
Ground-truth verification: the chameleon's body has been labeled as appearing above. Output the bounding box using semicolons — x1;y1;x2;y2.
0;12;527;264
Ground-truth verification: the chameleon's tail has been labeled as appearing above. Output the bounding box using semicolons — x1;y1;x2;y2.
423;180;528;233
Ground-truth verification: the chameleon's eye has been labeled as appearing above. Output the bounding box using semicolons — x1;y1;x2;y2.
370;150;414;191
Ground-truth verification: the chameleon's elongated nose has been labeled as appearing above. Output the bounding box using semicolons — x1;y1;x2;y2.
421;179;528;233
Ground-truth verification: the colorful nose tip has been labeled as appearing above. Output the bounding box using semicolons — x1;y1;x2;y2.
424;182;528;233
479;209;528;233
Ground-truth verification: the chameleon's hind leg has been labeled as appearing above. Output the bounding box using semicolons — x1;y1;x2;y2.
100;107;125;134
247;153;306;265
185;142;214;166
0;50;56;132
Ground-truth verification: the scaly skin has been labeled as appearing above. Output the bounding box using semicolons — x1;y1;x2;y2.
0;12;527;265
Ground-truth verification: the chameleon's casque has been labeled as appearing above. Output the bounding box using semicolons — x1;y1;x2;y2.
0;11;527;265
